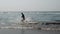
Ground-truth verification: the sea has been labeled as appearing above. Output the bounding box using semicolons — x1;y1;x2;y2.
0;11;60;34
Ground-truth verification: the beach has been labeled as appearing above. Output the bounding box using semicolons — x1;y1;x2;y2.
0;28;60;34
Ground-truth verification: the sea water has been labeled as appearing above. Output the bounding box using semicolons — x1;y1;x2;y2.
0;11;60;25
0;11;60;34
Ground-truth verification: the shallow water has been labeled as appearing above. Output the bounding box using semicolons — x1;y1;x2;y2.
0;29;60;34
0;11;60;34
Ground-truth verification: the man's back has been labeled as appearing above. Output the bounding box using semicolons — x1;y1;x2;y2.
21;13;25;21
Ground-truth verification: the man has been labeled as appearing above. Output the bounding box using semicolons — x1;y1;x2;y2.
21;13;25;21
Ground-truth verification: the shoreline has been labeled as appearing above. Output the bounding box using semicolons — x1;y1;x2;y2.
0;26;60;30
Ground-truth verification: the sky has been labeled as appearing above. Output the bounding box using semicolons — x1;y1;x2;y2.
0;0;59;11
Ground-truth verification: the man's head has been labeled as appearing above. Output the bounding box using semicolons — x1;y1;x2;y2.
21;12;23;15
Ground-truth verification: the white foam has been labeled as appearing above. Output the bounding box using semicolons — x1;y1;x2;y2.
25;17;32;22
0;26;33;29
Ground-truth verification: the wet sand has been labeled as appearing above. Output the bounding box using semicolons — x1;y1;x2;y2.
0;29;60;34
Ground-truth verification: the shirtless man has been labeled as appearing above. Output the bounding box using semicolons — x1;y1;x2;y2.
21;13;25;22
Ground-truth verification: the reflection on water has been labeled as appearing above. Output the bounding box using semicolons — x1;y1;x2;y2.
0;29;60;34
